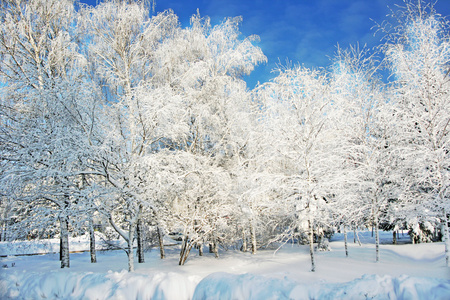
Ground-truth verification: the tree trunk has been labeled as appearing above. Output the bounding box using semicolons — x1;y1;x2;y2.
356;229;361;246
209;235;219;258
89;218;97;263
213;241;219;258
60;217;70;268
1;217;7;241
180;237;187;265
443;209;449;267
60;235;63;261
344;226;348;257
198;242;203;256
393;230;397;245
308;219;315;272
157;226;165;259
127;225;135;272
127;245;134;272
250;222;257;255
241;229;247;252
108;213;135;272
2;223;6;242
375;216;380;262
179;236;193;265
126;224;135;272
137;219;145;263
353;227;357;244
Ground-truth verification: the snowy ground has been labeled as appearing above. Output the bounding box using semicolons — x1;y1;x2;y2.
1;231;449;299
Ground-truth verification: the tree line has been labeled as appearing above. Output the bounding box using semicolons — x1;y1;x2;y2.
0;0;448;272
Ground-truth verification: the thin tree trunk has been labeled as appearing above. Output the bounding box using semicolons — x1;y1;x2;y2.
393;230;397;245
198;242;203;256
308;219;315;272
344;226;348;257
127;227;135;272
137;219;145;263
157;226;165;259
1;222;4;242
375;215;380;262
2;222;7;241
213;240;219;258
180;237;188;265
443;209;449;267
353;227;356;244
241;229;247;252
89;218;97;263
356;229;361;246
108;213;135;272
179;236;193;265
60;235;63;261
250;222;257;255
209;234;219;258
60;217;70;268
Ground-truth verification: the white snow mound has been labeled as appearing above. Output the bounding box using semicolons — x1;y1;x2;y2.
2;271;449;300
193;273;450;300
1;270;199;300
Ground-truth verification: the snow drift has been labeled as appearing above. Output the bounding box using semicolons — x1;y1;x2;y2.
193;273;450;300
2;271;449;300
0;270;200;300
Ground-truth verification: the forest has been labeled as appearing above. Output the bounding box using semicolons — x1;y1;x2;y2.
0;0;449;274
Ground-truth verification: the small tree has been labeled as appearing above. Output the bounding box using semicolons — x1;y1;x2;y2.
255;65;339;272
329;44;398;262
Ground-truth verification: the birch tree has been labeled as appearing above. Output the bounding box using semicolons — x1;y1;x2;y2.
80;0;182;271
255;65;339;272
383;0;450;265
329;45;397;261
0;0;100;268
149;12;266;265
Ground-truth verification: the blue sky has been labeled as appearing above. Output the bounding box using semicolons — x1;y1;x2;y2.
80;0;450;88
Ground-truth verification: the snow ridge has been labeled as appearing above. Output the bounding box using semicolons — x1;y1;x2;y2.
2;271;449;300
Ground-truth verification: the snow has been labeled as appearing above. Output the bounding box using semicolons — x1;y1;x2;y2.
194;273;450;300
0;270;200;300
1;231;450;299
0;233;109;256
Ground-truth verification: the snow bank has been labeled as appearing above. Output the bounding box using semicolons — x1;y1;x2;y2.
3;271;449;300
298;274;450;300
192;272;297;299
0;271;200;300
193;273;450;300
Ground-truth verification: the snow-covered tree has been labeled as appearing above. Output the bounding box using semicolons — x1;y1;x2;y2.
0;0;100;268
383;0;450;265
79;0;182;271
151;12;266;264
329;44;398;262
255;65;340;271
